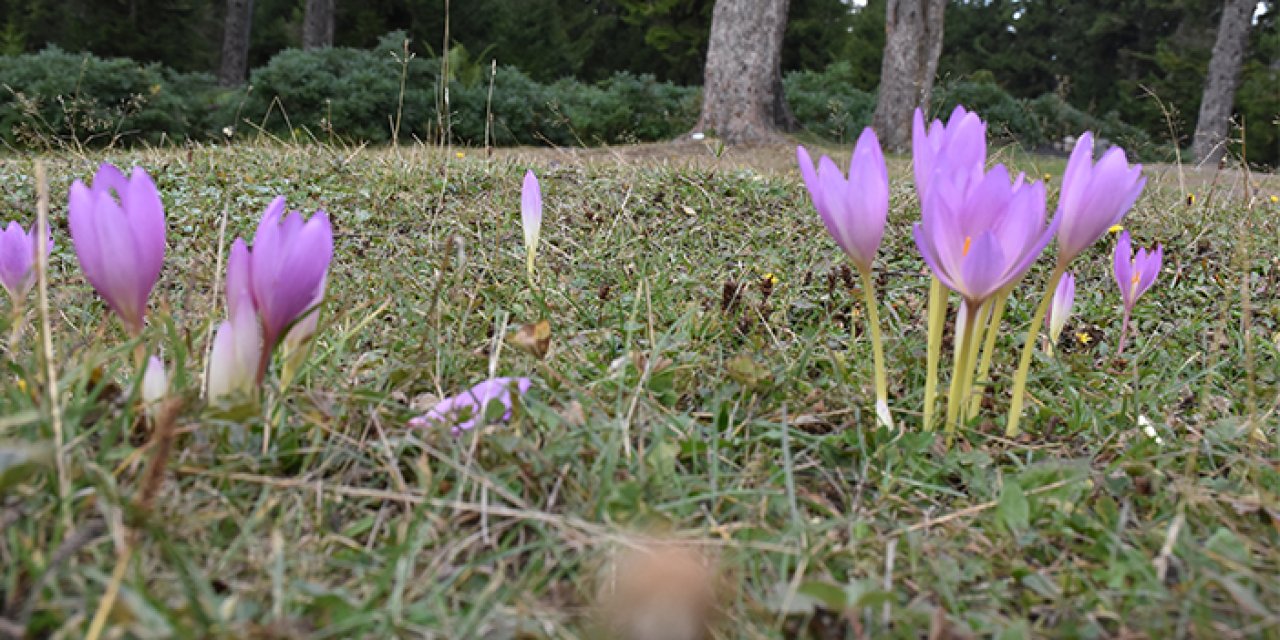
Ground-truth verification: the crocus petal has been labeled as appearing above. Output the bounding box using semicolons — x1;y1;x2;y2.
87;193;145;329
1048;272;1076;344
123;166;167;282
797;146;821;203
226;238;253;317
1113;231;1134;309
911;108;939;201
92;163;130;199
409;377;533;434
282;275;325;354
912;222;962;293
959;231;1008;302
1135;244;1162;299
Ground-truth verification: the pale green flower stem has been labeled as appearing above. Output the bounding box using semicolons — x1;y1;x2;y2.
968;290;1010;417
6;303;24;352
858;267;894;429
946;300;981;437
922;277;947;431
1006;265;1067;437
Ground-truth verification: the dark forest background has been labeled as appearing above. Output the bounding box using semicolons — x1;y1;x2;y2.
0;0;1276;165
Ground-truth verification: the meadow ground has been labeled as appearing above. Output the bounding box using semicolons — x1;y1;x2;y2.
1;140;1279;639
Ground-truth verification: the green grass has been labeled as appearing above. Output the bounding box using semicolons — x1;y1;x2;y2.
1;142;1278;639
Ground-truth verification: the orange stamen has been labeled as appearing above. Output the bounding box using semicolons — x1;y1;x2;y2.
963;236;973;256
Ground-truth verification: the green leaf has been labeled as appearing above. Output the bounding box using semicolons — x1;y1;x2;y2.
1205;527;1250;565
797;581;848;611
726;354;771;389
0;440;53;494
997;478;1030;533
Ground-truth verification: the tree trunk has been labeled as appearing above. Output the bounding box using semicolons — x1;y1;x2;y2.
303;0;336;50
218;0;254;87
871;0;946;151
696;0;793;145
1191;0;1254;166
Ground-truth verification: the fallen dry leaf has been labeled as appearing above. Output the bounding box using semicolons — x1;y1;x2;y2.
508;319;552;359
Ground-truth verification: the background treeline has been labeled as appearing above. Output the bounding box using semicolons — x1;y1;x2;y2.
0;0;1276;165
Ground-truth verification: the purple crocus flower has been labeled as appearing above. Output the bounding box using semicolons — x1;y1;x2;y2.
913;164;1058;306
67;164;166;336
1056;132;1146;264
912;106;987;204
207;240;261;401
0;220;51;303
247;196;333;366
1047;271;1076;347
409;377;533;434
797;127;888;273
1112;231;1162;354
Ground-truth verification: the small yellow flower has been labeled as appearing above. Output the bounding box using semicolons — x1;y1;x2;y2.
763;272;778;286
1042;173;1052;181
16;379;27;393
455;151;465;159
1270;195;1278;204
1075;332;1093;345
1186;193;1196;205
1108;224;1124;234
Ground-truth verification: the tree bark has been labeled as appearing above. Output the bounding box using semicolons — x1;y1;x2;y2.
696;0;793;145
1191;0;1254;166
303;0;336;50
218;0;254;87
871;0;946;151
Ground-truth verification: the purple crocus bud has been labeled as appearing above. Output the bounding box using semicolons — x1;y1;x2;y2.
913;165;1058;305
1047;272;1076;346
0;220;51;303
797;127;888;273
247;196;333;360
206;235;264;401
409;377;533;434
206;299;262;401
912;105;987;203
142;355;168;405
1056;132;1146;264
67;164;167;336
522;170;542;278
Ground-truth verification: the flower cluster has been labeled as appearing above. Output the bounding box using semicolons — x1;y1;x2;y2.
207;197;333;403
795;105;1160;438
1;163;336;427
3;114;1164;445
